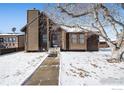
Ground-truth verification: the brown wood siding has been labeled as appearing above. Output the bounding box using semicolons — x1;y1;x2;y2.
25;31;28;51
27;10;40;51
18;35;25;48
87;34;99;51
66;33;69;50
61;30;66;50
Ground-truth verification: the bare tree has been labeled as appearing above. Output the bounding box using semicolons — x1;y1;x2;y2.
47;3;124;62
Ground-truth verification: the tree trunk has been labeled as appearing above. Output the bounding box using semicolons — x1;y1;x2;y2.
110;47;124;62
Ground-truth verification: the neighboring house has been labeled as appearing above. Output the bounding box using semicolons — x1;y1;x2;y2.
98;41;109;48
21;9;99;52
0;33;24;50
98;40;124;48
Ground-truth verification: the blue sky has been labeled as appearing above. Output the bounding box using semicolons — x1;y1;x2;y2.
0;3;46;33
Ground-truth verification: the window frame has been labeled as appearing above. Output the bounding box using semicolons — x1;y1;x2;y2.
42;34;47;43
70;33;85;44
8;37;12;42
3;38;8;42
12;37;16;42
79;34;85;44
71;34;78;44
0;38;3;42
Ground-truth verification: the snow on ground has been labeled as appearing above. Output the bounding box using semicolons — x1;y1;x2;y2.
0;51;48;85
59;49;124;85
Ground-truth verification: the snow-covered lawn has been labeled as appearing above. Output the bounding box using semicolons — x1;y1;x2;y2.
0;51;48;85
59;50;124;85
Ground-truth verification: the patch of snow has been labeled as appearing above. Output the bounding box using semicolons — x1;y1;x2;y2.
60;25;84;32
0;51;48;85
0;33;24;36
59;50;124;85
60;25;98;33
99;48;111;51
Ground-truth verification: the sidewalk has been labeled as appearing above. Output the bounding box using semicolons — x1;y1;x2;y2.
22;56;59;85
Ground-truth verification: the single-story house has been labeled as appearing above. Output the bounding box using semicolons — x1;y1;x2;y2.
21;9;99;52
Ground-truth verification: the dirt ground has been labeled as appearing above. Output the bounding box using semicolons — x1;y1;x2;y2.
22;56;59;85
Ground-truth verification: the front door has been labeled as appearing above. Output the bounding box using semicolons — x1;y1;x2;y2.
40;34;47;51
51;31;61;47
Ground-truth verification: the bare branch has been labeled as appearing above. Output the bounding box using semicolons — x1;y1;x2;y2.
100;4;124;48
117;30;124;48
111;22;119;38
92;23;101;31
57;5;93;18
94;7;116;47
100;4;124;27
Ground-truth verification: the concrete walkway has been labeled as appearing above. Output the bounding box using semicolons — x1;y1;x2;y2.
22;56;59;85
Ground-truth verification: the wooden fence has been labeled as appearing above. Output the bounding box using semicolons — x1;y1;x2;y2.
0;47;24;55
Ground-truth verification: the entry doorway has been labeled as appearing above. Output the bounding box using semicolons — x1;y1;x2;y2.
51;31;61;48
87;35;99;51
